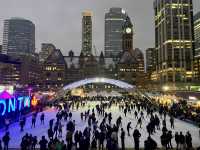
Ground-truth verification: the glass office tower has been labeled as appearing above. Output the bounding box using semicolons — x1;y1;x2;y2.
154;0;194;87
2;18;35;55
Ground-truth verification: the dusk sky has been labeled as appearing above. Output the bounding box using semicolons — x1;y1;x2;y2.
0;0;199;56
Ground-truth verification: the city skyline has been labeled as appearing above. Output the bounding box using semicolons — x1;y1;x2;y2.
0;0;199;56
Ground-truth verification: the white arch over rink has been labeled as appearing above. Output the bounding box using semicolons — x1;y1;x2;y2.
63;77;135;91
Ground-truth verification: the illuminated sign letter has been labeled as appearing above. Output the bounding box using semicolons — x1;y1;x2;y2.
24;96;30;108
0;100;6;116
17;97;23;111
8;98;16;113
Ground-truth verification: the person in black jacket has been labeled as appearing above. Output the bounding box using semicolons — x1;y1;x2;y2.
39;136;48;150
185;131;192;150
179;132;185;150
144;136;157;150
133;129;141;150
120;128;125;150
175;132;180;150
127;122;132;136
2;132;10;150
0;139;2;150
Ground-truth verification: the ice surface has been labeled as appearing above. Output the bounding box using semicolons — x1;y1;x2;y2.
0;101;200;148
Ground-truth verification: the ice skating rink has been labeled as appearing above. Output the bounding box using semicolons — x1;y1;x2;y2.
0;101;200;148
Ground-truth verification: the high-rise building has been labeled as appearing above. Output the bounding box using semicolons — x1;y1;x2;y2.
154;0;194;88
82;11;92;56
105;8;129;57
194;12;200;81
194;11;200;58
2;18;35;56
133;48;145;74
146;48;156;74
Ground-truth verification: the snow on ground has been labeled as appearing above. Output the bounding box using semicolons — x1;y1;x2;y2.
0;101;200;148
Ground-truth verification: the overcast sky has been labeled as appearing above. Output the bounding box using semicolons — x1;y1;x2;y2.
0;0;199;56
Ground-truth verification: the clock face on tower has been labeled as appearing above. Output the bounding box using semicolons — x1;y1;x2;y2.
126;28;132;34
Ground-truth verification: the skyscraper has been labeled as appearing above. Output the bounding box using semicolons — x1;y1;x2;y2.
133;48;145;74
2;18;35;56
82;11;92;56
194;11;200;80
104;8;129;58
154;0;194;87
146;48;156;74
194;11;200;58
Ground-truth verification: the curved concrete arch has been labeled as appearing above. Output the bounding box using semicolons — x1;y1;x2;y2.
63;77;135;91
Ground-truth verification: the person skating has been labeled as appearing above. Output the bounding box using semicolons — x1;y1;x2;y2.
120;128;125;150
48;128;54;140
80;112;83;121
124;108;127;117
160;132;168;150
136;117;142;128
2;132;10;150
0;139;2;150
167;130;173;149
170;116;174;129
144;136;157;150
31;136;37;150
39;136;48;150
108;113;112;125
66;131;73;150
134;111;138;119
54;122;59;138
74;130;80;148
162;119;167;128
179;132;186;150
58;122;63;138
91;137;97;150
185;131;192;150
133;129;141;150
49;119;54;129
69;112;72;120
175;132;180;150
127;122;132;136
116;116;122;128
40;113;45;125
19;117;25;132
99;131;105;150
31;113;36;128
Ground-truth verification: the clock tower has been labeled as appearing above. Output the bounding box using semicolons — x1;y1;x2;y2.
122;16;133;51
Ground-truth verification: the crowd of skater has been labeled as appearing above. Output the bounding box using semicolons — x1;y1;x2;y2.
0;95;199;150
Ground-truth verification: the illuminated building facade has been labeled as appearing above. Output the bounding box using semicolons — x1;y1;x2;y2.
64;48;145;88
194;12;200;81
117;50;137;85
146;48;156;74
82;11;92;56
154;0;194;88
0;54;40;86
104;8;129;57
0;54;21;85
42;49;67;89
2;18;35;56
146;48;157;88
